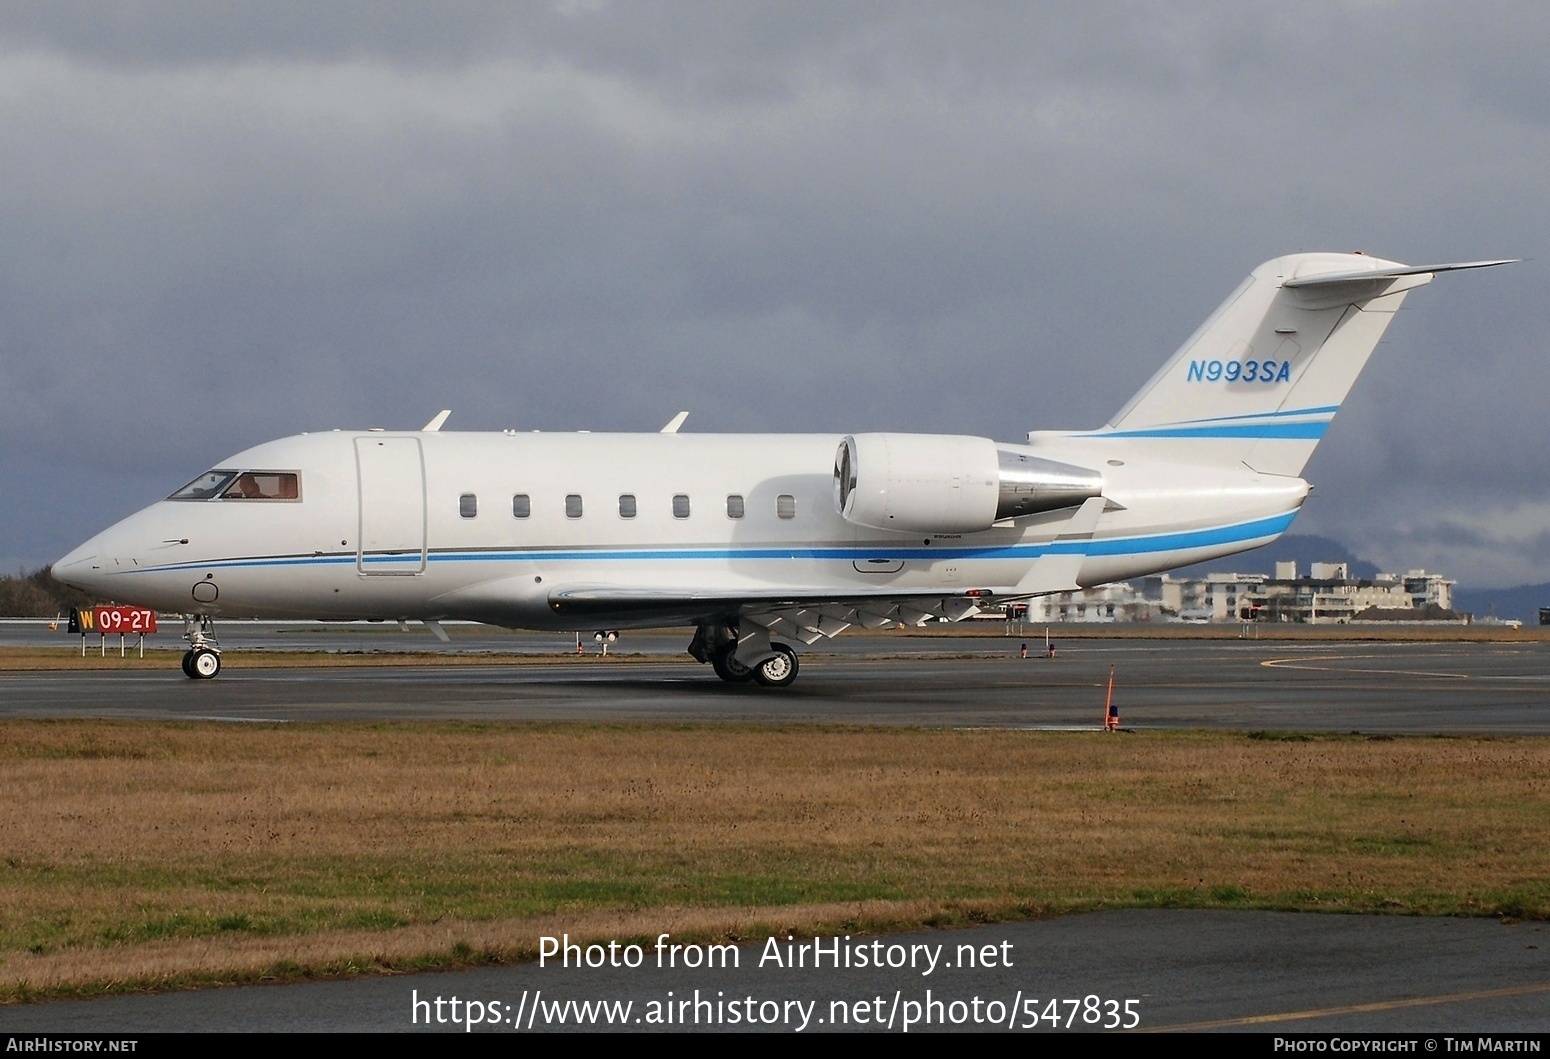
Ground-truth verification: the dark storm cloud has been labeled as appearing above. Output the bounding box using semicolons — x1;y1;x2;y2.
0;2;1545;586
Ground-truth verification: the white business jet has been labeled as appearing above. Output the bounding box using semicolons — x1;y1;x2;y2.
53;252;1512;684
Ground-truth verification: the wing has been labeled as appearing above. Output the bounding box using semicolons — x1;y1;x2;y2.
547;585;989;643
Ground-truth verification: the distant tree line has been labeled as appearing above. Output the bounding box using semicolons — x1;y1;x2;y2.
0;568;96;618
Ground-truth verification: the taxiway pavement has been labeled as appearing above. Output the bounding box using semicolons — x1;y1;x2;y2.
2;625;1548;732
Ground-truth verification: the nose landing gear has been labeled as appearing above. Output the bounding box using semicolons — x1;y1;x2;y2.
181;615;222;680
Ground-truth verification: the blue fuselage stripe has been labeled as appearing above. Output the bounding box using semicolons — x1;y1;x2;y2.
120;511;1300;575
1096;422;1329;440
1176;405;1339;425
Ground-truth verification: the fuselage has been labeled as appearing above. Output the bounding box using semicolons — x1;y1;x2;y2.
52;428;1308;629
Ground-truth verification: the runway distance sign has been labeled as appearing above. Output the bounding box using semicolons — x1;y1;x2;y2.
69;606;158;635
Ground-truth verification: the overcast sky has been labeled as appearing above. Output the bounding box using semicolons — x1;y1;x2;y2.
1;2;1546;588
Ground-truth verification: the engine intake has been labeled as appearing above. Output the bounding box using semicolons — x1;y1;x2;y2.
834;434;1102;535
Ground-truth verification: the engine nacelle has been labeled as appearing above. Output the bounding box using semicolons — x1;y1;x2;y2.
834;433;1103;534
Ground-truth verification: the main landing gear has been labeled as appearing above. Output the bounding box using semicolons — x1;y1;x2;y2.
689;624;800;688
180;615;221;680
750;642;798;687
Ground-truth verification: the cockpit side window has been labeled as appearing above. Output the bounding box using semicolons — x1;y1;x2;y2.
169;470;238;500
220;471;301;500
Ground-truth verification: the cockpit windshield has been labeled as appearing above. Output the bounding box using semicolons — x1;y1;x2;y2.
220;472;300;500
169;470;238;500
168;470;301;501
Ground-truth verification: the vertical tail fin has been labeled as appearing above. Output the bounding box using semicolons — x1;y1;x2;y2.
1099;253;1511;476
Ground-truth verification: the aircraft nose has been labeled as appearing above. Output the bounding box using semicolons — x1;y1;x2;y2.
51;539;105;592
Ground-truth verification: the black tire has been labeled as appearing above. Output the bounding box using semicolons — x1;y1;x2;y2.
752;643;799;688
710;644;754;683
181;650;195;678
189;648;221;679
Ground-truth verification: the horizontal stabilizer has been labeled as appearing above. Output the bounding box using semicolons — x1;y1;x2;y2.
1282;259;1517;288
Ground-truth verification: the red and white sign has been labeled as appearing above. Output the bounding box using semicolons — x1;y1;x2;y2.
92;606;157;634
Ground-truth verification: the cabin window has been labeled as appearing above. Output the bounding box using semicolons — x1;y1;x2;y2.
672;494;690;519
726;494;745;519
214;471;300;501
776;494;796;519
459;494;477;518
619;494;637;519
169;470;237;500
566;494;583;519
512;494;530;518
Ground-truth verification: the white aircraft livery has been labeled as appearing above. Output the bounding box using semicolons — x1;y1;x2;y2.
53;252;1513;685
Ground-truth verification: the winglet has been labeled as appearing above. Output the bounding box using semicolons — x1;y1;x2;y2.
660;411;689;434
422;410;452;432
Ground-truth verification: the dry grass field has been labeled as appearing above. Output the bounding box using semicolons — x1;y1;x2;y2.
0;721;1546;1000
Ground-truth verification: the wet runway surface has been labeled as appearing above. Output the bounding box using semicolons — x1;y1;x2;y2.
0;911;1544;1033
3;622;1549;731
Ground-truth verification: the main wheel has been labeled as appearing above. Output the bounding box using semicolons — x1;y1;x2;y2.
189;648;221;679
710;644;754;683
180;650;195;678
752;643;799;688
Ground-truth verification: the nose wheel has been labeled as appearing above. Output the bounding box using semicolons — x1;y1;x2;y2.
180;615;222;679
181;647;222;679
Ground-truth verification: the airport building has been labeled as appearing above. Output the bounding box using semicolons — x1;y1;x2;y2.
1015;563;1458;624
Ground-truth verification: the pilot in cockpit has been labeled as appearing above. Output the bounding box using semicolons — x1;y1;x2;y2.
231;474;266;499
